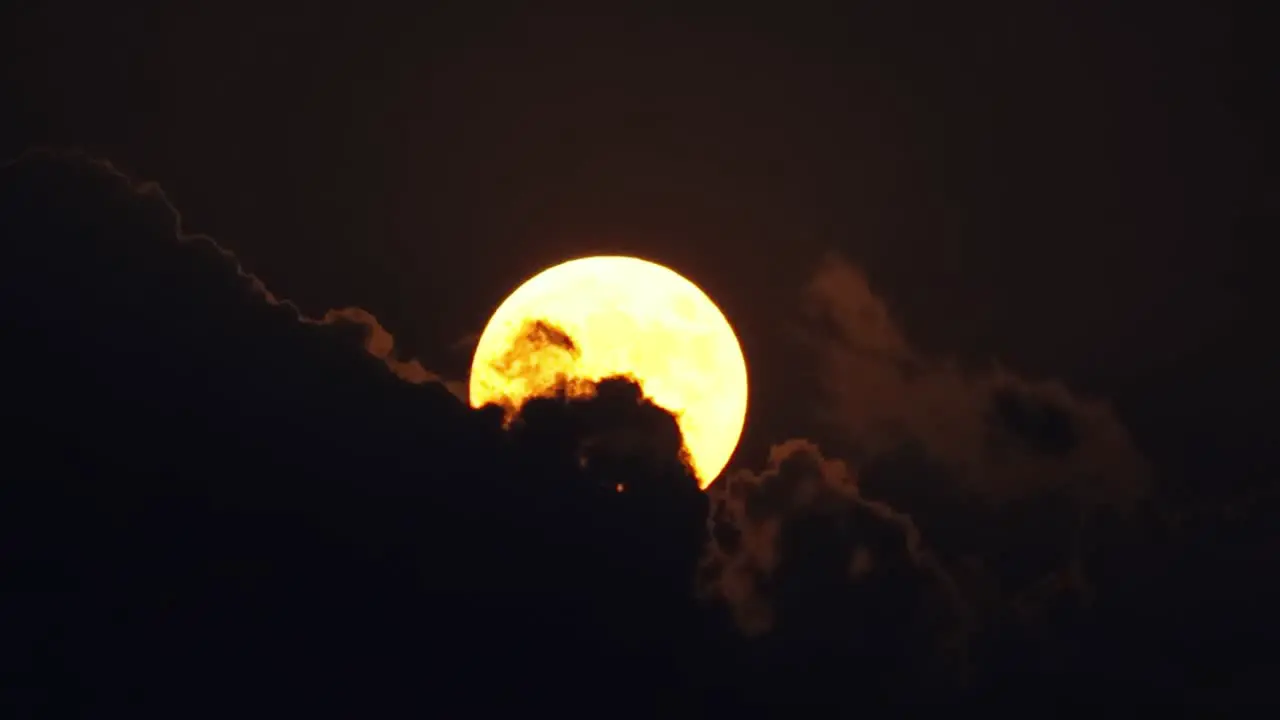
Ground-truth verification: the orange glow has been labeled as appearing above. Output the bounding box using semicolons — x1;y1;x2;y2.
468;256;749;488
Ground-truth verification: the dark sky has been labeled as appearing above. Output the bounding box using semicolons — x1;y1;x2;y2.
3;1;1273;485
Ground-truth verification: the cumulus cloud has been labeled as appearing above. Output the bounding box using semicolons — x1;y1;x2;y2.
9;148;1231;707
699;440;970;688
803;253;1150;509
694;253;1156;692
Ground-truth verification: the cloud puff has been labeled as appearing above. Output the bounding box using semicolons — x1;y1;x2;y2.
694;253;1156;698
321;306;451;387
802;255;1150;510
699;440;970;691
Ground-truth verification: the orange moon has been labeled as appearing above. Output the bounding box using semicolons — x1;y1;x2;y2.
468;256;749;488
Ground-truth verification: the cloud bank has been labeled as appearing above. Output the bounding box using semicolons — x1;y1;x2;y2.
8;148;1264;712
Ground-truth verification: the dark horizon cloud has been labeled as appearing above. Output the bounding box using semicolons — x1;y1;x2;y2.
3;147;1277;711
1;148;722;712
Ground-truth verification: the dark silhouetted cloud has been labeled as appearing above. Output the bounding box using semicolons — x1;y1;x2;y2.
0;149;715;712
5;148;1273;711
699;439;971;693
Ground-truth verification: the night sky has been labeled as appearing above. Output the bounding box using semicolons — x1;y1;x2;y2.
3;1;1276;713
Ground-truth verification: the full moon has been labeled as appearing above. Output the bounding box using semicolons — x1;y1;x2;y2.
469;255;749;488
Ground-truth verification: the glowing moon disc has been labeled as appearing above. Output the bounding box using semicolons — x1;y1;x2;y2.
468;256;749;488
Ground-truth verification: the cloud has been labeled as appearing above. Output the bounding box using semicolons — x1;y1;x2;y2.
479;318;598;414
1;148;456;397
508;375;699;491
693;253;1156;697
8;147;1264;708
699;439;971;690
320;307;445;384
1;148;723;709
802;253;1151;510
773;254;1157;648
